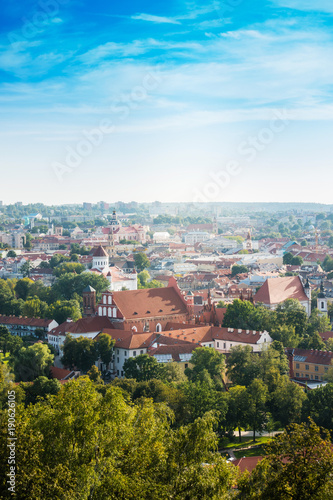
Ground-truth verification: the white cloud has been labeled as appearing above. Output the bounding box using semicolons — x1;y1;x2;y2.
271;0;333;13
131;13;181;24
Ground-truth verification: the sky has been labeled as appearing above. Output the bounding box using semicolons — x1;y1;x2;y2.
1;0;333;205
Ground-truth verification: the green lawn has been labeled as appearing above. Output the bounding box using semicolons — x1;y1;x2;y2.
234;445;267;459
220;435;272;450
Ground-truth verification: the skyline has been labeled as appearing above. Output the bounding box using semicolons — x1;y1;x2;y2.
1;1;333;204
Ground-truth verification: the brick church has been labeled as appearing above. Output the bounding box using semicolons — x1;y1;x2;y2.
83;277;190;332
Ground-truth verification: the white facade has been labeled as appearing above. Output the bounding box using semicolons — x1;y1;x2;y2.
184;232;211;245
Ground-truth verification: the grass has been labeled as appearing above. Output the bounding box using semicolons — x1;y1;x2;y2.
220;435;272;450
234;445;267;459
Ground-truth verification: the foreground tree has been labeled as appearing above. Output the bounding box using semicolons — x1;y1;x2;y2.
237;419;333;499
11;343;54;382
0;378;238;499
185;347;225;385
123;353;163;381
62;335;98;372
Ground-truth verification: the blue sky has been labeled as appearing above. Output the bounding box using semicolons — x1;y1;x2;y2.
1;0;333;205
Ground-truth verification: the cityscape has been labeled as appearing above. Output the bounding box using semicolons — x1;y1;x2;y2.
2;0;333;498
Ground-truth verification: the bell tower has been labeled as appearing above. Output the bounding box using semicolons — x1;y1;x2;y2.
317;281;328;317
82;285;96;317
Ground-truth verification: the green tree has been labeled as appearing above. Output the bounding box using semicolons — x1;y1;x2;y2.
20;260;33;277
231;264;248;277
276;299;308;337
47;299;81;324
222;299;256;330
6;250;17;258
15;277;33;300
282;252;293;265
226;385;250;442
87;365;103;384
134;252;150;272
11;343;54;382
238;419;333;499
291;255;303;265
96;333;115;369
226;346;259;386
268;375;306;427
302;383;333;432
61;335;98;372
185;346;225;386
53;262;85;277
123;353;162;381
23;376;61;406
0;379;238;499
52;273;109;301
247;378;268;442
22;297;48;318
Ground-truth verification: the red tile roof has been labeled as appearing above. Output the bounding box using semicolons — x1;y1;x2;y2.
50;316;115;336
100;329;155;349
92;245;108;257
0;315;54;327
111;286;188;320
50;366;75;380
233;456;263;473
254;276;308;305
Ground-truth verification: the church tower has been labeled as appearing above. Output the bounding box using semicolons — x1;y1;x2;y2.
317;281;328;316
106;231;116;259
82;285;96;317
92;245;109;269
245;228;253;252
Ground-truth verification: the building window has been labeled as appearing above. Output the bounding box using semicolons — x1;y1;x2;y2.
117;357;119;363
156;323;162;332
185;363;188;369
296;373;299;377
124;351;127;357
315;375;319;380
296;363;300;369
315;365;319;371
305;365;309;370
117;370;119;376
216;342;219;348
325;367;328;372
121;371;123;377
117;350;119;355
223;343;226;349
140;350;143;355
103;295;106;304
305;374;309;378
108;296;112;305
133;351;136;356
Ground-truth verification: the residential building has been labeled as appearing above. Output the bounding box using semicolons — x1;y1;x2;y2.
0;315;58;337
286;348;333;382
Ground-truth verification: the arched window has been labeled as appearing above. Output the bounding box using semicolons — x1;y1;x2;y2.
108;308;112;317
103;295;106;304
103;307;106;316
113;308;117;318
108;296;112;304
98;307;102;316
156;323;162;333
